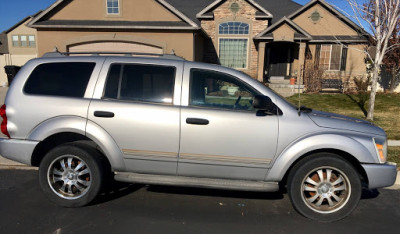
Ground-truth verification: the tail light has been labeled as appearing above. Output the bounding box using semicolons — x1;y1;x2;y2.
0;104;10;138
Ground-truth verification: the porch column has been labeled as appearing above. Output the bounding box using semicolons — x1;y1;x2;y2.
257;42;266;82
297;42;307;84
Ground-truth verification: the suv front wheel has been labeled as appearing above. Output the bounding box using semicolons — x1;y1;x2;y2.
288;153;362;222
39;143;106;207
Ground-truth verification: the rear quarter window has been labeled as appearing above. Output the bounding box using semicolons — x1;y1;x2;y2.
24;62;96;97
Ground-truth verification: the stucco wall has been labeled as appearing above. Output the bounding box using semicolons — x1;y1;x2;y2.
0;55;7;86
37;30;195;60
201;0;269;78
345;44;368;76
292;4;358;36
7;20;38;55
273;24;295;42
50;0;181;22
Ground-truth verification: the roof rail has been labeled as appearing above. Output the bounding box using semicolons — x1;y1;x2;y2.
42;49;185;60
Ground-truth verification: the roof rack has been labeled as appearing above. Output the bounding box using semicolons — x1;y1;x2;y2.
42;48;185;60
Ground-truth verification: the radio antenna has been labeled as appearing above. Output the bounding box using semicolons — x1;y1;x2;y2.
298;38;302;116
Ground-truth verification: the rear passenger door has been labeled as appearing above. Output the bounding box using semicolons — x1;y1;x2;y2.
88;58;183;175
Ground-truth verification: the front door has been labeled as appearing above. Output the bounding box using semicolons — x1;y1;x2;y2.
178;65;279;180
266;42;294;79
88;58;183;175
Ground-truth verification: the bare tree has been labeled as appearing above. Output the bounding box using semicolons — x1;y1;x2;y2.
344;0;400;120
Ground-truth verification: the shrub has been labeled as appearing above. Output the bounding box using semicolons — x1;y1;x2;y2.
302;62;323;93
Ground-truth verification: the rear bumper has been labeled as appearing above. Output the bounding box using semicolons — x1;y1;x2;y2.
0;138;38;165
362;162;397;189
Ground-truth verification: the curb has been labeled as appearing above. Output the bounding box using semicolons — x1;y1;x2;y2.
388;140;400;147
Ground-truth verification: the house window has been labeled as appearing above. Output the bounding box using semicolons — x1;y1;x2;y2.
310;11;321;23
11;35;36;47
219;38;248;69
20;36;27;47
319;44;342;71
107;0;120;14
230;2;240;13
219;22;249;35
218;22;250;69
28;36;36;47
12;35;19;47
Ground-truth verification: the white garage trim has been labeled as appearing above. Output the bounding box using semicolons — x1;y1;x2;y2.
68;41;163;54
60;34;166;53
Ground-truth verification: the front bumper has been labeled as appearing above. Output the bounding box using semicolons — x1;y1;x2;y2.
362;162;397;189
0;138;39;165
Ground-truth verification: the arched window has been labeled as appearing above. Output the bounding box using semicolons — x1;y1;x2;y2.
218;22;250;69
219;22;249;35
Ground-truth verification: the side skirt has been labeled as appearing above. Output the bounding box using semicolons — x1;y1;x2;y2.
114;172;279;192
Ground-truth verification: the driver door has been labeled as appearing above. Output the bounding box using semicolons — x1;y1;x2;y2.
178;66;279;180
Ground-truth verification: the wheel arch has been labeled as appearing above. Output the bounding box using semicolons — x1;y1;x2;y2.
266;134;374;186
278;149;369;189
28;117;125;171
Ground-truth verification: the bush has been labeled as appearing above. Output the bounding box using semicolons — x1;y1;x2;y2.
303;62;323;93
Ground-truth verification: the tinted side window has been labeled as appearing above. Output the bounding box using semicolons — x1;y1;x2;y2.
190;69;257;111
24;62;95;97
104;64;175;104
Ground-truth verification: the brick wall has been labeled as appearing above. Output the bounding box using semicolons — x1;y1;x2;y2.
201;0;268;78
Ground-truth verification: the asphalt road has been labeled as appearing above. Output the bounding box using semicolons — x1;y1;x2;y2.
0;169;399;234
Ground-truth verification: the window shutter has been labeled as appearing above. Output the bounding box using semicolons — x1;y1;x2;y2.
315;44;321;67
340;46;348;71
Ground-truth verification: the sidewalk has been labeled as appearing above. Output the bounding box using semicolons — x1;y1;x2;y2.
388;140;400;147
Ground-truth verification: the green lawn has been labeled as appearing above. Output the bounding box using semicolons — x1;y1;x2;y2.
388;147;400;168
286;93;400;140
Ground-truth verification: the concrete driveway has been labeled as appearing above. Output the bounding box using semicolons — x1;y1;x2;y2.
0;86;7;105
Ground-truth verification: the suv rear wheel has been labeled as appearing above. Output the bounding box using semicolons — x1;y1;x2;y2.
39;143;106;207
288;153;361;222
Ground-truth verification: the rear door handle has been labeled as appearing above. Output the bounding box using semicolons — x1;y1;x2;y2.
94;111;115;118
186;118;209;125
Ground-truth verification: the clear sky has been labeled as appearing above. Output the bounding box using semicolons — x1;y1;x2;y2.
0;0;363;33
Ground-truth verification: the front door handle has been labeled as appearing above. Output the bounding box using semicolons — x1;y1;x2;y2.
186;118;209;125
94;111;115;118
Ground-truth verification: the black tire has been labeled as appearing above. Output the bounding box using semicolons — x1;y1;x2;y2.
287;153;362;222
39;142;107;207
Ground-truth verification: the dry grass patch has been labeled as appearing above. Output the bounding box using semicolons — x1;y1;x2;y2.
388;147;400;169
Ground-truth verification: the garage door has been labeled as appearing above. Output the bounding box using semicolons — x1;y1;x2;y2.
68;42;163;54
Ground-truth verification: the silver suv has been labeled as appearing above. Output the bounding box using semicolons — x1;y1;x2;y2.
0;52;396;221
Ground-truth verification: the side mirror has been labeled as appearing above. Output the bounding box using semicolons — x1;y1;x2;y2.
253;95;274;111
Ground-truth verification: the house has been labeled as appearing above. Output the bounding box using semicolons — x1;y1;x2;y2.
0;33;9;86
0;12;41;86
26;0;369;95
